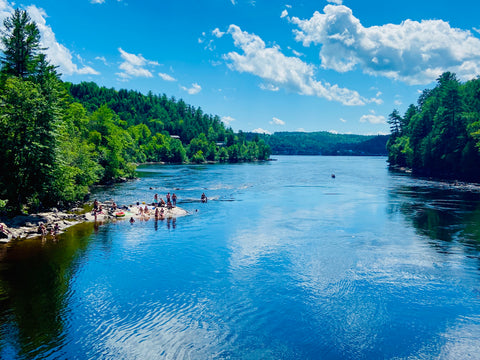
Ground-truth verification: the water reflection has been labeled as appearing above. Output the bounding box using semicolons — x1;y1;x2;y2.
388;179;480;256
0;223;94;359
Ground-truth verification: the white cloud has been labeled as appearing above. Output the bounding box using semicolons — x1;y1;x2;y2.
296;128;306;132
360;113;386;124
281;10;288;18
290;4;480;84
117;48;159;79
95;56;108;65
212;28;225;38
90;0;105;3
270;117;285;125
180;83;202;95
252;128;272;135
291;49;304;57
327;0;343;4
328;129;339;134
224;24;379;106
158;72;176;81
221;116;235;125
231;0;236;4
0;5;100;76
340;118;347;123
259;83;280;91
394;99;402;106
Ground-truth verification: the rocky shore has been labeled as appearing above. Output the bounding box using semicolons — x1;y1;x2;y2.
0;201;188;243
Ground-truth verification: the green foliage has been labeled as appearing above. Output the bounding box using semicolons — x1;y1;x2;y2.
68;81;271;163
387;72;480;181
251;131;388;156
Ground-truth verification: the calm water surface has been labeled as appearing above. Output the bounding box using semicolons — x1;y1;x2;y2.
1;156;480;359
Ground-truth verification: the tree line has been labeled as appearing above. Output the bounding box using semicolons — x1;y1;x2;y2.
247;132;389;156
0;9;270;214
387;72;480;181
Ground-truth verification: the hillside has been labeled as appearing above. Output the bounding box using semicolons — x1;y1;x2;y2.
246;132;389;156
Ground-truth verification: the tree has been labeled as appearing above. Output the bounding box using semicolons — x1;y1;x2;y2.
1;9;42;79
0;78;58;211
387;109;402;137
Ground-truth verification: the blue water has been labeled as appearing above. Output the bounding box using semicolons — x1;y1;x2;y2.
1;156;480;359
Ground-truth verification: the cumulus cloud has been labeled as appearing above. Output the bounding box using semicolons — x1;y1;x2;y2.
270;117;285;125
221;116;235;125
117;48;159;79
158;72;176;81
180;83;202;95
252;128;272;135
224;24;379;106
281;10;288;18
360;113;386;124
0;3;100;76
290;4;480;84
327;0;343;4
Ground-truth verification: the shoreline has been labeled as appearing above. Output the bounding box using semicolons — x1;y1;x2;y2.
0;201;188;243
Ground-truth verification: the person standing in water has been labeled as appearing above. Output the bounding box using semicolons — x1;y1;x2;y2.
172;193;177;207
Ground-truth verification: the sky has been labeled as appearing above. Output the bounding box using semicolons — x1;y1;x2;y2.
1;0;480;135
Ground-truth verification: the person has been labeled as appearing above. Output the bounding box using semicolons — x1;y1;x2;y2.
111;200;117;211
154;193;158;205
138;206;144;216
0;223;11;238
54;223;60;234
201;193;207;203
38;223;47;236
93;199;99;211
160;198;166;207
144;205;149;215
172;193;177;207
155;207;160;220
129;217;135;224
166;192;171;203
167;199;173;209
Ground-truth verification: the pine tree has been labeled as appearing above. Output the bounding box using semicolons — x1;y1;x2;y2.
1;9;42;79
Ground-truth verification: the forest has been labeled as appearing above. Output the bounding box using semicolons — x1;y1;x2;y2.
387;72;480;181
0;9;270;214
249;132;389;156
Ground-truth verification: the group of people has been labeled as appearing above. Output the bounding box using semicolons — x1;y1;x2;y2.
37;222;60;237
153;192;177;209
129;192;178;224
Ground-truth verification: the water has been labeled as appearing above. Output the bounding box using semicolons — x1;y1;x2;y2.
1;156;480;359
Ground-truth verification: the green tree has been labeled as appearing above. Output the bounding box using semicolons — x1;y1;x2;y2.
0;78;58;211
1;9;42;79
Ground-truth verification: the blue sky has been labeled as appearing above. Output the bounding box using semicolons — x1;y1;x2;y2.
1;0;480;135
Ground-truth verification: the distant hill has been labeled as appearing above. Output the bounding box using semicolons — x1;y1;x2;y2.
245;131;389;156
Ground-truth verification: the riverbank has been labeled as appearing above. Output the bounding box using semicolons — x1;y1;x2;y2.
0;201;188;243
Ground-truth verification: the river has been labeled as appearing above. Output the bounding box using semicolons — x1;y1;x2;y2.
1;156;480;359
